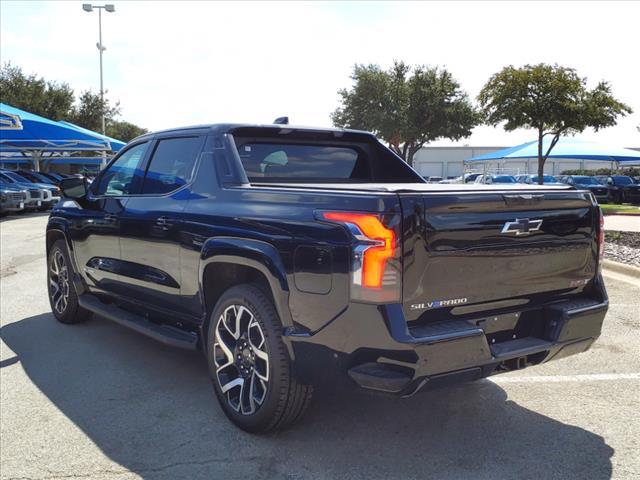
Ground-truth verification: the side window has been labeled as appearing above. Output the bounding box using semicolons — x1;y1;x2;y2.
93;142;148;196
141;136;202;194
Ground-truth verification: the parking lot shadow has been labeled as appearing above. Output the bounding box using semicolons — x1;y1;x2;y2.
2;313;614;479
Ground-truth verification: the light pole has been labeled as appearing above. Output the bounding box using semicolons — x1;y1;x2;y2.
83;3;115;167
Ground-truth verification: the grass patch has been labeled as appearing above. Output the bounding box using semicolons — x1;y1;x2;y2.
605;231;622;242
599;203;640;215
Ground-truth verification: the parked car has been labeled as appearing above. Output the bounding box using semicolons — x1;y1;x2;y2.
594;175;609;185
561;175;609;203
0;183;27;215
602;175;640;204
515;174;564;185
49;123;608;432
474;174;518;184
464;173;482;183
18;169;62;186
0;173;46;211
0;169;60;208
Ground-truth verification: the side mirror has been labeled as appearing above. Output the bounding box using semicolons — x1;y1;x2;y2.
60;177;88;199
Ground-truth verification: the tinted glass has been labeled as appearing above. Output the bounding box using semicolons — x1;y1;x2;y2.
492;175;517;183
93;142;148;196
573;176;599;185
613;176;633;185
530;175;558;182
141;137;202;194
25;171;54;183
238;143;369;182
2;171;31;183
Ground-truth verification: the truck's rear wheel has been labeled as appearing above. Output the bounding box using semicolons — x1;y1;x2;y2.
207;284;312;433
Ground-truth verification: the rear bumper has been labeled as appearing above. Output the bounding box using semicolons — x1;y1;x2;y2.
287;277;608;395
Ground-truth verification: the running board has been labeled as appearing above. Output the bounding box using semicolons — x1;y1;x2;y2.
78;294;198;350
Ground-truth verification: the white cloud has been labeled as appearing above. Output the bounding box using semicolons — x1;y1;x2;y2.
2;1;639;146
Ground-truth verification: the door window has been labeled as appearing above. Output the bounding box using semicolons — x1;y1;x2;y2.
141;136;202;194
93;142;148;196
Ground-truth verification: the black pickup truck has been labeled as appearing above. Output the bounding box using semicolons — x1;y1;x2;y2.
48;124;608;432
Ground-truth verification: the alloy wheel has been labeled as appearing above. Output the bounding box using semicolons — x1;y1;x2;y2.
49;250;70;315
213;304;269;415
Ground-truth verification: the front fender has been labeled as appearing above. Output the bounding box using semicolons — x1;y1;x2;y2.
46;216;73;252
198;237;292;327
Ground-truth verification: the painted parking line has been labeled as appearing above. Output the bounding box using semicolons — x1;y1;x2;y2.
490;373;640;384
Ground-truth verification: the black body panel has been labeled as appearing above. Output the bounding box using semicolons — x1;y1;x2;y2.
47;123;608;395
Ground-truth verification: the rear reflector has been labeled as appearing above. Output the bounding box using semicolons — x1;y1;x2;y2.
598;207;605;265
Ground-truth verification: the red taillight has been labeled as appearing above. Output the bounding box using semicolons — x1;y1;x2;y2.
321;211;400;302
598;207;605;263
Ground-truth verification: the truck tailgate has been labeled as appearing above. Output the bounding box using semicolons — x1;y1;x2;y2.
400;190;599;322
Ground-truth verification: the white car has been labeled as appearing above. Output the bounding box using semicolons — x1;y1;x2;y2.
474;174;518;185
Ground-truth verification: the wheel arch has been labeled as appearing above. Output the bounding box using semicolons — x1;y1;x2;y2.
46;227;72;254
198;237;293;345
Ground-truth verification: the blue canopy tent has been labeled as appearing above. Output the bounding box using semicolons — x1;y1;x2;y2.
464;138;640;180
0;103;121;170
467;138;640;163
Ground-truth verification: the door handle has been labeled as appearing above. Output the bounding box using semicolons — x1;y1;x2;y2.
155;216;175;230
104;213;119;223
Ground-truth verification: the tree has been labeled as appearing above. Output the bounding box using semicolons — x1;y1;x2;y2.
332;61;480;166
479;64;632;184
1;62;148;146
69;90;121;133
107;120;148;142
0;63;74;120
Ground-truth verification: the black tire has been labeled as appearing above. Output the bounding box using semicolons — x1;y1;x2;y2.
47;239;91;324
207;284;313;433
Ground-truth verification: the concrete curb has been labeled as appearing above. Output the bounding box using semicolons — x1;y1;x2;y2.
602;259;640;279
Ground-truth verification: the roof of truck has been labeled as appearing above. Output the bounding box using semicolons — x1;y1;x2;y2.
131;123;375;143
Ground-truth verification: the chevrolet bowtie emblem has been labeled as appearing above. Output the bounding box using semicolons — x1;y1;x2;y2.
501;218;543;236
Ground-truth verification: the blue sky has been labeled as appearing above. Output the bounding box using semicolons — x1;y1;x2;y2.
2;1;639;146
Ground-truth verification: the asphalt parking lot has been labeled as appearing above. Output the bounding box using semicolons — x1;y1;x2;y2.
1;213;639;480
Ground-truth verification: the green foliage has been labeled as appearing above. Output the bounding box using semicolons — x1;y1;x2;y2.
332;61;480;166
560;167;640;176
605;230;622;241
69;90;121;133
0;62;146;144
107;120;148;142
0;63;74;120
479;63;632;184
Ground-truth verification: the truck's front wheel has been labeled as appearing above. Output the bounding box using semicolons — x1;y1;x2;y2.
207;284;312;433
47;239;90;324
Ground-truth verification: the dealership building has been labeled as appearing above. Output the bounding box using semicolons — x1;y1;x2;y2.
412;146;640;179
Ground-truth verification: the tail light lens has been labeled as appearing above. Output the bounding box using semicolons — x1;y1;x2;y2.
321;211;400;303
598;207;605;265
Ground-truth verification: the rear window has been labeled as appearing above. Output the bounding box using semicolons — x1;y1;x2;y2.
532;175;558;183
573;176;599;185
492;175;517;183
237;143;370;182
612;176;633;185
